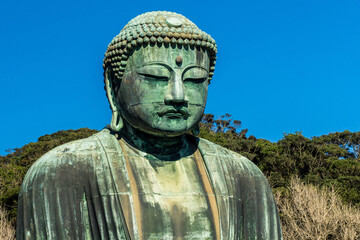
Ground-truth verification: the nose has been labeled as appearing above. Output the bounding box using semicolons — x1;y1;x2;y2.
164;72;189;104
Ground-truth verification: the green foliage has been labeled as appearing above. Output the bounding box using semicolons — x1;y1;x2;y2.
1;114;360;226
0;128;98;224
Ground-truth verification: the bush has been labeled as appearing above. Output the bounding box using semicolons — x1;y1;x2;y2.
0;205;15;240
274;177;360;240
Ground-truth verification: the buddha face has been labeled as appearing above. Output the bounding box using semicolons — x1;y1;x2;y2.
116;45;209;137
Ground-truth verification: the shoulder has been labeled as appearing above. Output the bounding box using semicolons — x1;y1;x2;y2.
29;129;114;169
198;137;267;180
197;137;276;202
21;129;118;191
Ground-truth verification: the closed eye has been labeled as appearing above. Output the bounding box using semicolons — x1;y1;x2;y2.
139;73;169;81
184;77;208;83
182;66;209;83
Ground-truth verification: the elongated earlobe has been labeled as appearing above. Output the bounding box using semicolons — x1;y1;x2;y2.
111;110;123;132
191;124;200;136
105;67;123;132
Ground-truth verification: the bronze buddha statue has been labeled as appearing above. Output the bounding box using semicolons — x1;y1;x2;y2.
17;11;282;239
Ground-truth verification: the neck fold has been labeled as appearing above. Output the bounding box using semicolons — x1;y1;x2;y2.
119;123;189;159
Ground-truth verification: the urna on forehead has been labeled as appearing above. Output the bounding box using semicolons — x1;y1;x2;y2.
103;11;217;83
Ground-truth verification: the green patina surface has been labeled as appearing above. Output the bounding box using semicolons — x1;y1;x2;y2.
17;11;282;239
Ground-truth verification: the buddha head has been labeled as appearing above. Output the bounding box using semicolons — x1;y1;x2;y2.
103;11;217;137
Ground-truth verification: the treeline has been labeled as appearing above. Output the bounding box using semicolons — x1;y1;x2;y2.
0;114;359;227
200;114;360;208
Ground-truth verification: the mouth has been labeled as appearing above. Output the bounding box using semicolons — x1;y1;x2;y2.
157;109;190;119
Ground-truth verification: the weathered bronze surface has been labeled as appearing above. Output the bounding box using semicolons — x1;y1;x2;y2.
17;11;282;239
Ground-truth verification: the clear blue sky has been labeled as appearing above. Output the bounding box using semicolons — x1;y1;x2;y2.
1;0;360;154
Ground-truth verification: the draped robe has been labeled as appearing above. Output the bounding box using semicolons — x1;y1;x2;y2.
17;129;282;239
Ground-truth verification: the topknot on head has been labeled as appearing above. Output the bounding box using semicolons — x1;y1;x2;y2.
103;11;217;83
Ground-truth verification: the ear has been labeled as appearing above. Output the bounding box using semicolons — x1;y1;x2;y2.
105;67;123;132
191;123;200;137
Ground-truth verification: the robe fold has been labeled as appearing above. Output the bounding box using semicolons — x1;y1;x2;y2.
17;129;282;239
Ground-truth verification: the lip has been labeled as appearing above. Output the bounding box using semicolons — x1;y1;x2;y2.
157;109;190;119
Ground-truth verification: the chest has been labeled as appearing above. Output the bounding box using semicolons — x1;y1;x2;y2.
123;147;216;239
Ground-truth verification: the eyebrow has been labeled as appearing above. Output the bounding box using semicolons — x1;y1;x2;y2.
140;62;172;70
183;64;209;72
139;62;208;72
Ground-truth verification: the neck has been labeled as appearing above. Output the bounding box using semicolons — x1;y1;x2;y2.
119;122;188;157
